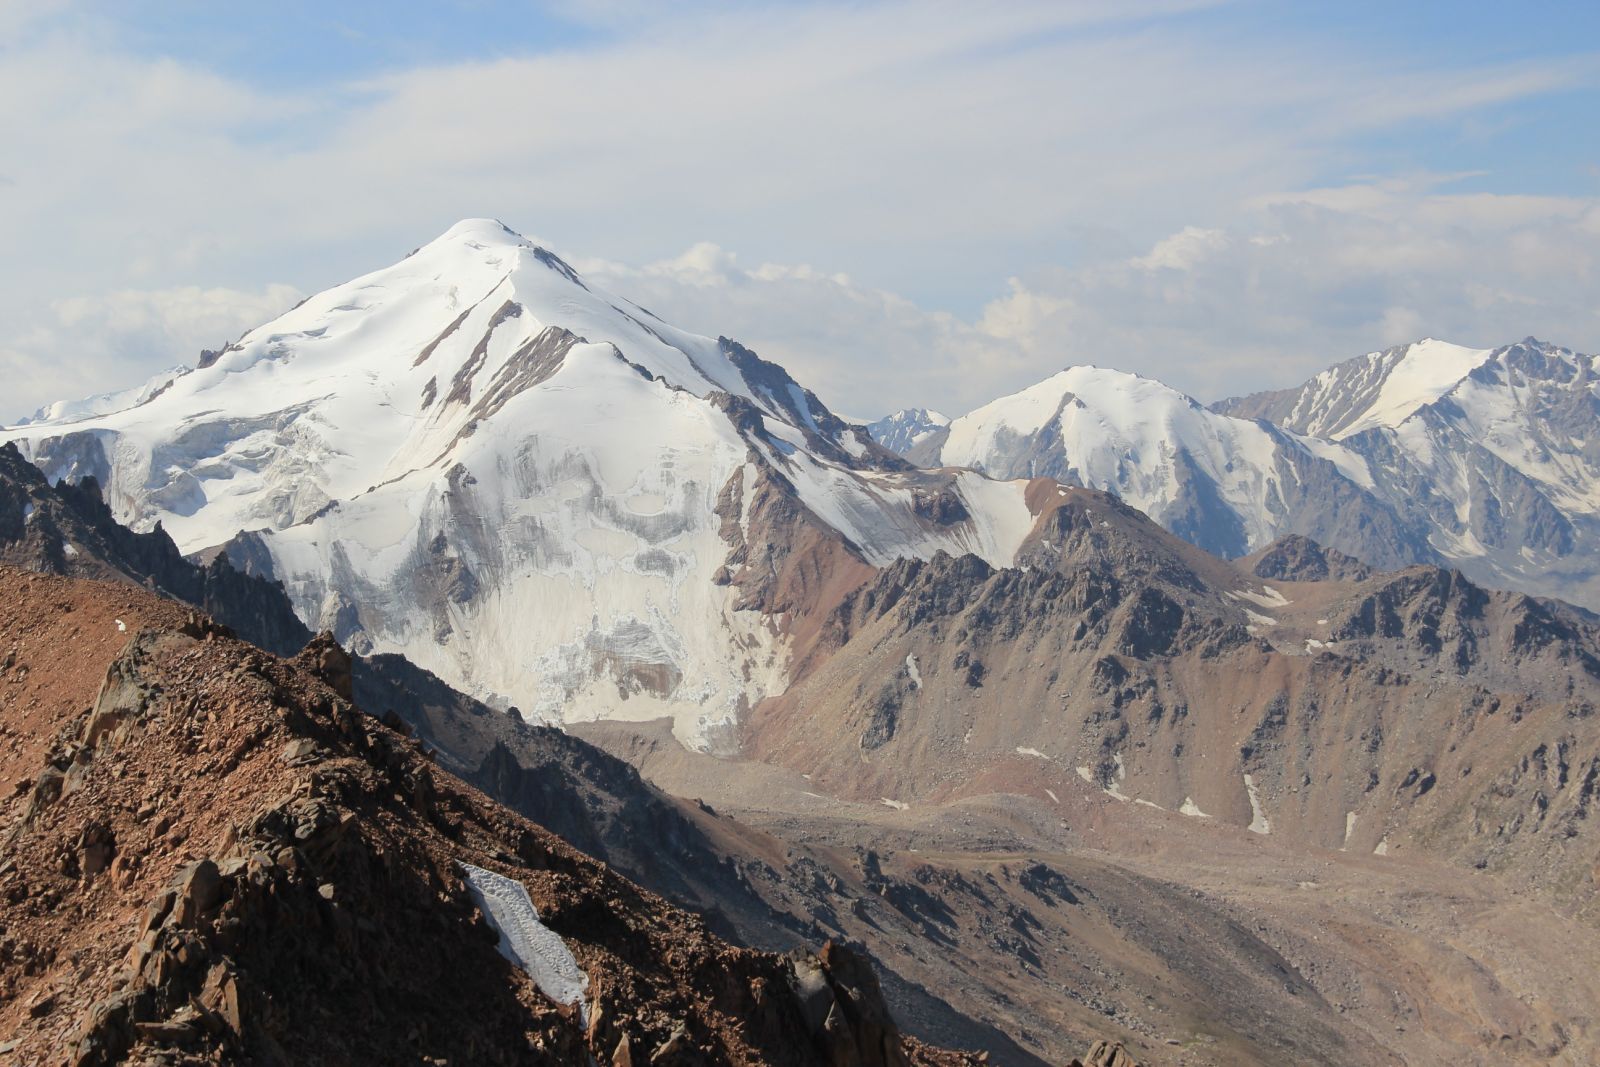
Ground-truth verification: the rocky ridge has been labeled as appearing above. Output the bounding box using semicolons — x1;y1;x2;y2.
745;488;1600;922
0;567;979;1066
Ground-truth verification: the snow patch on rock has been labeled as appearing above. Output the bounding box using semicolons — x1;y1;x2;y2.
1243;773;1271;834
904;653;922;690
1180;797;1210;818
460;863;589;1021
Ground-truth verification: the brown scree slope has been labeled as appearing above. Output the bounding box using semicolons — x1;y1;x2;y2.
0;566;987;1066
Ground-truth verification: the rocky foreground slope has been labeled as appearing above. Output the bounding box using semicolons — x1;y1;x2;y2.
0;567;994;1066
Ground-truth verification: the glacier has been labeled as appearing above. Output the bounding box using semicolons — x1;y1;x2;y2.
2;219;1047;749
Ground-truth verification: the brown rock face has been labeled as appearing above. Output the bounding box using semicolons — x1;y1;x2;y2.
0;567;976;1066
1074;1041;1140;1067
296;629;354;701
743;485;1600;922
1245;534;1372;583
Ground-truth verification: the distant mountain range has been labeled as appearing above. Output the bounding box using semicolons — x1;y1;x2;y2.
872;338;1600;610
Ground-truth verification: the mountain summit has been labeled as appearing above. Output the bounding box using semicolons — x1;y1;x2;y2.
1216;336;1600;605
3;221;1047;748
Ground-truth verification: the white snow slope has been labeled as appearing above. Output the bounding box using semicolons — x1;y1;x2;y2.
460;863;589;1017
4;220;1042;747
14;366;189;427
935;366;1379;559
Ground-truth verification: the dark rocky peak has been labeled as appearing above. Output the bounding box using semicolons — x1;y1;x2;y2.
833;533;1247;665
834;551;997;637
1247;534;1373;583
1327;563;1600;684
719;336;908;471
1018;487;1239;600
1331;565;1492;641
827;485;1260;663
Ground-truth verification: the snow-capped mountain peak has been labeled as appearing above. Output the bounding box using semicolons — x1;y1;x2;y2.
865;408;949;460
12;220;875;548
910;337;1600;609
930;365;1324;558
1218;338;1494;439
3;220;1041;749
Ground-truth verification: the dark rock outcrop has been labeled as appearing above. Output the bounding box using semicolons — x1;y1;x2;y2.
0;442;310;655
1249;535;1373;583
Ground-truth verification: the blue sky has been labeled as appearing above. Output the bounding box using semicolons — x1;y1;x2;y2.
84;1;1600;197
2;0;1597;417
85;2;606;86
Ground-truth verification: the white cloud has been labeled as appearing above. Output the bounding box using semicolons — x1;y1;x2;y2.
583;244;1030;420
1130;228;1229;272
967;179;1600;405
49;284;303;346
0;3;1593;416
0;0;69;37
576;177;1599;418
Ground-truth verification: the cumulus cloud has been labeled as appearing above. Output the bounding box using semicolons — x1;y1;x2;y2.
970;177;1600;404
580;177;1600;417
581;246;1030;420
